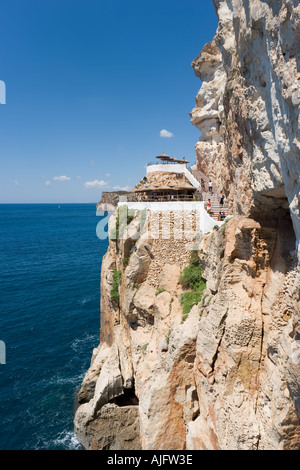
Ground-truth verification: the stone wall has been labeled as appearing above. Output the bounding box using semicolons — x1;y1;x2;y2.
118;202;222;234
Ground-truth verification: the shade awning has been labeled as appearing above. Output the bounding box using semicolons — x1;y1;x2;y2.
155;153;172;161
155;153;190;164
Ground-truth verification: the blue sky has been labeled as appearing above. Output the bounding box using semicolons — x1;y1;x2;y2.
0;0;218;203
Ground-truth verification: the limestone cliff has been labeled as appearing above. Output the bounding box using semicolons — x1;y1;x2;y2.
97;191;136;210
191;0;300;243
74;0;300;450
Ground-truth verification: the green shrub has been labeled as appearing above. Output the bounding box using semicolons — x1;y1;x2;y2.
221;216;233;236
179;253;204;290
155;287;165;296
140;343;149;353
179;253;206;316
122;246;136;268
181;281;206;315
122;256;129;267
111;269;122;305
165;329;172;345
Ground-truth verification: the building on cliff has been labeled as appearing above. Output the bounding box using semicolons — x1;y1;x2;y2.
97;152;229;233
131;153;199;202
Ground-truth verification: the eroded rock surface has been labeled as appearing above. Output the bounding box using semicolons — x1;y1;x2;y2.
191;0;300;246
75;0;300;450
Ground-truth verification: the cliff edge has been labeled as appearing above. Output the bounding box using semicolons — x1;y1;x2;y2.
74;0;300;450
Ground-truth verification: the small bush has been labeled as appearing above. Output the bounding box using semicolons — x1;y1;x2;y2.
179;253;204;290
155;287;165;296
165;329;172;345
179;266;203;290
179;253;206;316
122;257;129;267
111;269;122;305
181;281;206;315
122;245;136;268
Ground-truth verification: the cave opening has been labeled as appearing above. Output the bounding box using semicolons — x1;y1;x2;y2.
253;187;297;259
114;385;139;407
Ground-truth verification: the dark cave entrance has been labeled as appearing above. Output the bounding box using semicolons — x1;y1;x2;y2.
110;381;139;407
253;186;296;247
115;387;139;407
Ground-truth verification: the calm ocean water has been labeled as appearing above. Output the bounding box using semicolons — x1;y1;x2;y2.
0;204;108;450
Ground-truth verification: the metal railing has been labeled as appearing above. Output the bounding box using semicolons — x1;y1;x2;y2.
137;194;202;202
146;162;188;167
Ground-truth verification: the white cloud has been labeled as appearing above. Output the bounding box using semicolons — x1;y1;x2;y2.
14;180;20;186
105;173;111;177
53;175;71;181
113;185;131;191
160;129;174;138
45;180;51;187
84;179;109;189
76;176;81;179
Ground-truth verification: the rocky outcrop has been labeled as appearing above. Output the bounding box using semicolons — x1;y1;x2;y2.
188;0;300;449
190;216;300;450
75;0;300;450
97;191;136;210
75;210;299;450
74;210;203;450
190;38;226;190
74;403;141;451
191;0;300;249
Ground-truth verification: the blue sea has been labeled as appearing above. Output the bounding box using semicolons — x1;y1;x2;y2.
0;204;108;450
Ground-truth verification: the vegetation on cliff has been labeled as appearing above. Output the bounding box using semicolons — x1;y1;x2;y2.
110;205;135;242
111;268;122;305
179;252;206;317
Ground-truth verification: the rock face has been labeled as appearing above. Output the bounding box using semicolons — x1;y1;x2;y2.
97;191;136;210
74;0;300;450
190;0;300;247
74;210;202;450
190;216;300;450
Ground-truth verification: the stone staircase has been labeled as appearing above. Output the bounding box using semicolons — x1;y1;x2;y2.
189;168;210;188
202;192;229;221
189;168;229;221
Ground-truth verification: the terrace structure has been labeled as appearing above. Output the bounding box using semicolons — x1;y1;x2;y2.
131;153;201;202
115;153;230;236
